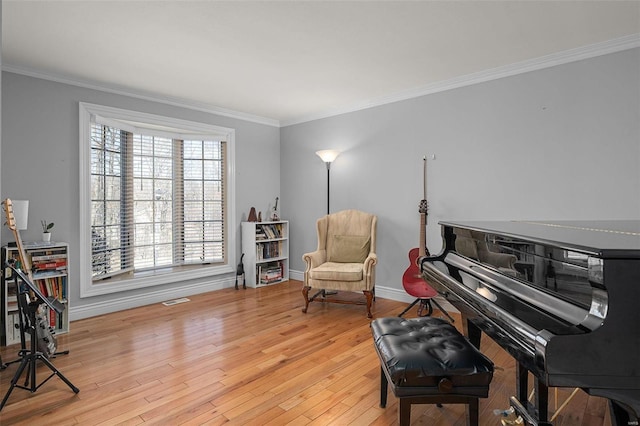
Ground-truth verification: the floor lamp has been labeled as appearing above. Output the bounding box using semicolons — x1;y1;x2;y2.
315;150;340;215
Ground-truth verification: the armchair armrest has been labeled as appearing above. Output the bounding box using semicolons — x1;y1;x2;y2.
363;252;378;273
302;249;326;272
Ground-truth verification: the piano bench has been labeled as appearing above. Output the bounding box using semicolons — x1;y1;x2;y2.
371;316;494;426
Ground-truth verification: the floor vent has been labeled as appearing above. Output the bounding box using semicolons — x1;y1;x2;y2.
162;297;191;306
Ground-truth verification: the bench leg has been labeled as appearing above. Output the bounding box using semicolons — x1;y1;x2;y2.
380;367;388;408
466;398;479;426
399;398;411;426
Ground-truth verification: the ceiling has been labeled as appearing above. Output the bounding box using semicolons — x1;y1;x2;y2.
3;1;639;126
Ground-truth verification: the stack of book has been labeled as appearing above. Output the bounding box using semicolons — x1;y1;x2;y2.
31;250;68;276
258;262;283;285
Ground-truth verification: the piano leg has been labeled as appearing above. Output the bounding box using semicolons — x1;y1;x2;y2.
514;363;552;426
609;400;636;426
534;378;550;424
516;362;528;408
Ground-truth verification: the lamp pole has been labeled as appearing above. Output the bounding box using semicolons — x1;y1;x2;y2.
325;161;331;215
315;150;340;216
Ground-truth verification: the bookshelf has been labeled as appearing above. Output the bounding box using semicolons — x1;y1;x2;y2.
241;221;289;288
1;242;70;346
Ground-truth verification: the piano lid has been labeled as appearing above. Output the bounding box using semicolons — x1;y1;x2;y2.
438;220;640;259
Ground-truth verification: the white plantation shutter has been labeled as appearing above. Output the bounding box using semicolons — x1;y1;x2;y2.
90;121;226;281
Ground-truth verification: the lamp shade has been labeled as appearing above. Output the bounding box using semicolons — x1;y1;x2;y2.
12;200;29;231
315;150;340;163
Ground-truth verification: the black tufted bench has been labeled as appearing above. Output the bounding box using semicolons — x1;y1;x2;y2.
371;316;494;426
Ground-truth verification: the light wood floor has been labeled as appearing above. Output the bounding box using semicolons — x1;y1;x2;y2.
0;280;611;425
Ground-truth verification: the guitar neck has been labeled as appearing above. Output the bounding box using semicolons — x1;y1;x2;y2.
12;229;33;281
2;199;33;281
418;212;427;257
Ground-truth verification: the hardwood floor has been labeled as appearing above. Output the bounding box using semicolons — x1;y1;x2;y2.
0;280;611;425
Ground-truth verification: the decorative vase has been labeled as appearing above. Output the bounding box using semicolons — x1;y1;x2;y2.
42;232;51;242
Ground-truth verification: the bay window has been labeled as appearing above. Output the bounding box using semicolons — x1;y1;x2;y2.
79;103;236;297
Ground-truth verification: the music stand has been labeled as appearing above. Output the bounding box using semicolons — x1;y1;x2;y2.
0;264;79;411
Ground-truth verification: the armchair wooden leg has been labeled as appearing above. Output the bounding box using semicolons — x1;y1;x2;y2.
363;290;373;318
302;286;310;313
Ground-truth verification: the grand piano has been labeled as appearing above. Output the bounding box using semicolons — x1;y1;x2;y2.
419;220;640;425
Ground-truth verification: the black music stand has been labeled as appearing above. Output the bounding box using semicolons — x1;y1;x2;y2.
0;265;79;411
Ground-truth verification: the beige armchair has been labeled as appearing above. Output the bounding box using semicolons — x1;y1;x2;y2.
302;209;378;318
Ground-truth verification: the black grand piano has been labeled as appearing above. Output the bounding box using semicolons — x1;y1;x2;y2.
419;220;640;425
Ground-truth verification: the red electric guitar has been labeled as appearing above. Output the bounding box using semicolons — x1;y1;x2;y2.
402;198;431;282
401;158;438;316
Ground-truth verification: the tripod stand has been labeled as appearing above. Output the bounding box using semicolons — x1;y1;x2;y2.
0;266;79;411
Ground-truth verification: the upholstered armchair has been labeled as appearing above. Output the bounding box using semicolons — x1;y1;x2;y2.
302;209;378;318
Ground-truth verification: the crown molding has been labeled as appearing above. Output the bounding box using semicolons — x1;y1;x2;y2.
281;34;640;127
1;64;281;128
4;34;638;129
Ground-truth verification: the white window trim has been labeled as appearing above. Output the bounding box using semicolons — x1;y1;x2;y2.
79;102;236;297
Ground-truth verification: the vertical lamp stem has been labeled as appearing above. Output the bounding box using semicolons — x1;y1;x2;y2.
315;149;340;216
326;162;331;215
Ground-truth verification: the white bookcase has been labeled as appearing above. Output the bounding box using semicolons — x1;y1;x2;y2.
241;221;289;288
1;242;70;346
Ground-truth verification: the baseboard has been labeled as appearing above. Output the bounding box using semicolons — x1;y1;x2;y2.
70;270;457;322
69;276;234;321
289;269;457;312
289;269;304;281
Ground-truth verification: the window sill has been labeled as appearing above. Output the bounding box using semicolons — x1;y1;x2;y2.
80;263;234;298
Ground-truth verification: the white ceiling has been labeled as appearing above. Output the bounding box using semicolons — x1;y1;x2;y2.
3;1;639;126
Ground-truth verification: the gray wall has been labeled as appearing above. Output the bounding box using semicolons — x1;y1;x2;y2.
2;47;638;317
1;72;281;313
281;48;640;301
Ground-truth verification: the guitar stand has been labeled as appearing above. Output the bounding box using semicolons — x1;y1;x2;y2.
398;297;455;323
0;268;79;411
1;291;70;370
2;347;70;368
0;301;78;411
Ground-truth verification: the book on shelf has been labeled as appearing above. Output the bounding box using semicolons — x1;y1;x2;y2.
33;259;67;271
256;241;283;260
6;312;19;343
22;241;60;248
30;252;67;261
49;308;57;328
28;275;66;301
46;307;63;329
258;261;284;284
7;280;17;302
259;223;282;240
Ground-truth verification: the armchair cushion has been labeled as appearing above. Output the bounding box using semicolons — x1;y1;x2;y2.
327;235;370;263
308;262;364;281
